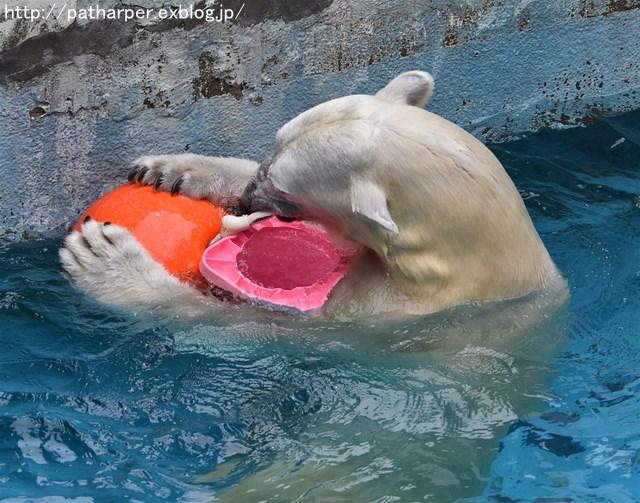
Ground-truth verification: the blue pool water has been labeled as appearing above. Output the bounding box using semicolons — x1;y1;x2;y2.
1;111;639;502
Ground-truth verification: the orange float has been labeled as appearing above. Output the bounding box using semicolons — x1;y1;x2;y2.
75;184;224;283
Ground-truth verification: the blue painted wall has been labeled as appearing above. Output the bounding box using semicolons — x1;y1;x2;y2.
0;0;638;240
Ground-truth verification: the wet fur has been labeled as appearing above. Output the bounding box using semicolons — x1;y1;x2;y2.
60;71;566;318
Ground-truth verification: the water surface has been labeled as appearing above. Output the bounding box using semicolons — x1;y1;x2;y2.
1;111;639;502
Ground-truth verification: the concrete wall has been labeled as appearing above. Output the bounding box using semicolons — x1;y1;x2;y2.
1;0;638;241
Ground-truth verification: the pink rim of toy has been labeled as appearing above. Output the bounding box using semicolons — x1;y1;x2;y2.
199;217;354;311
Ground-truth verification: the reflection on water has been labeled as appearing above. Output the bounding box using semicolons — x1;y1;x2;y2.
0;111;639;501
0;243;570;502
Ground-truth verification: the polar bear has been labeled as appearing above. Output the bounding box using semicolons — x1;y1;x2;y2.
60;71;565;317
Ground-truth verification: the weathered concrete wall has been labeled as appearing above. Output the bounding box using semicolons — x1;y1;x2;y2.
1;0;638;241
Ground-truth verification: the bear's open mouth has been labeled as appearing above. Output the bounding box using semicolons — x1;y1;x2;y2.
242;193;303;222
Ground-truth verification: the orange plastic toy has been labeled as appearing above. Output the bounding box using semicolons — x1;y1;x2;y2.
75;184;224;283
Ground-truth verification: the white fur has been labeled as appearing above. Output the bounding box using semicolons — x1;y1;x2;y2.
131;153;257;204
60;71;566;317
374;70;434;107
60;219;216;316
242;71;566;315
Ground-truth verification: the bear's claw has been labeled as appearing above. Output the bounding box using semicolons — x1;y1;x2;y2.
170;177;184;196
153;173;164;191
136;167;149;183
127;165;141;182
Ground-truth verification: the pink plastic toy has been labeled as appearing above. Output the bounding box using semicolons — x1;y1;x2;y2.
199;217;353;311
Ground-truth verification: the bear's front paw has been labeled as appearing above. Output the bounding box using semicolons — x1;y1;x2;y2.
128;154;216;200
59;218;191;307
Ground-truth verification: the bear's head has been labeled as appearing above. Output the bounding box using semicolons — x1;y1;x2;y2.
240;71;434;254
240;70;558;306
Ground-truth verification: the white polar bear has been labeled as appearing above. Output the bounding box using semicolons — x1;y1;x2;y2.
60;71;565;317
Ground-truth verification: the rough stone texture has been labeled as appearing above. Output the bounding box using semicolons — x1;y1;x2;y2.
0;0;639;241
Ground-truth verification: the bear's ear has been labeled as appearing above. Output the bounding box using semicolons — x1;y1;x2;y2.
374;71;434;108
350;178;399;235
